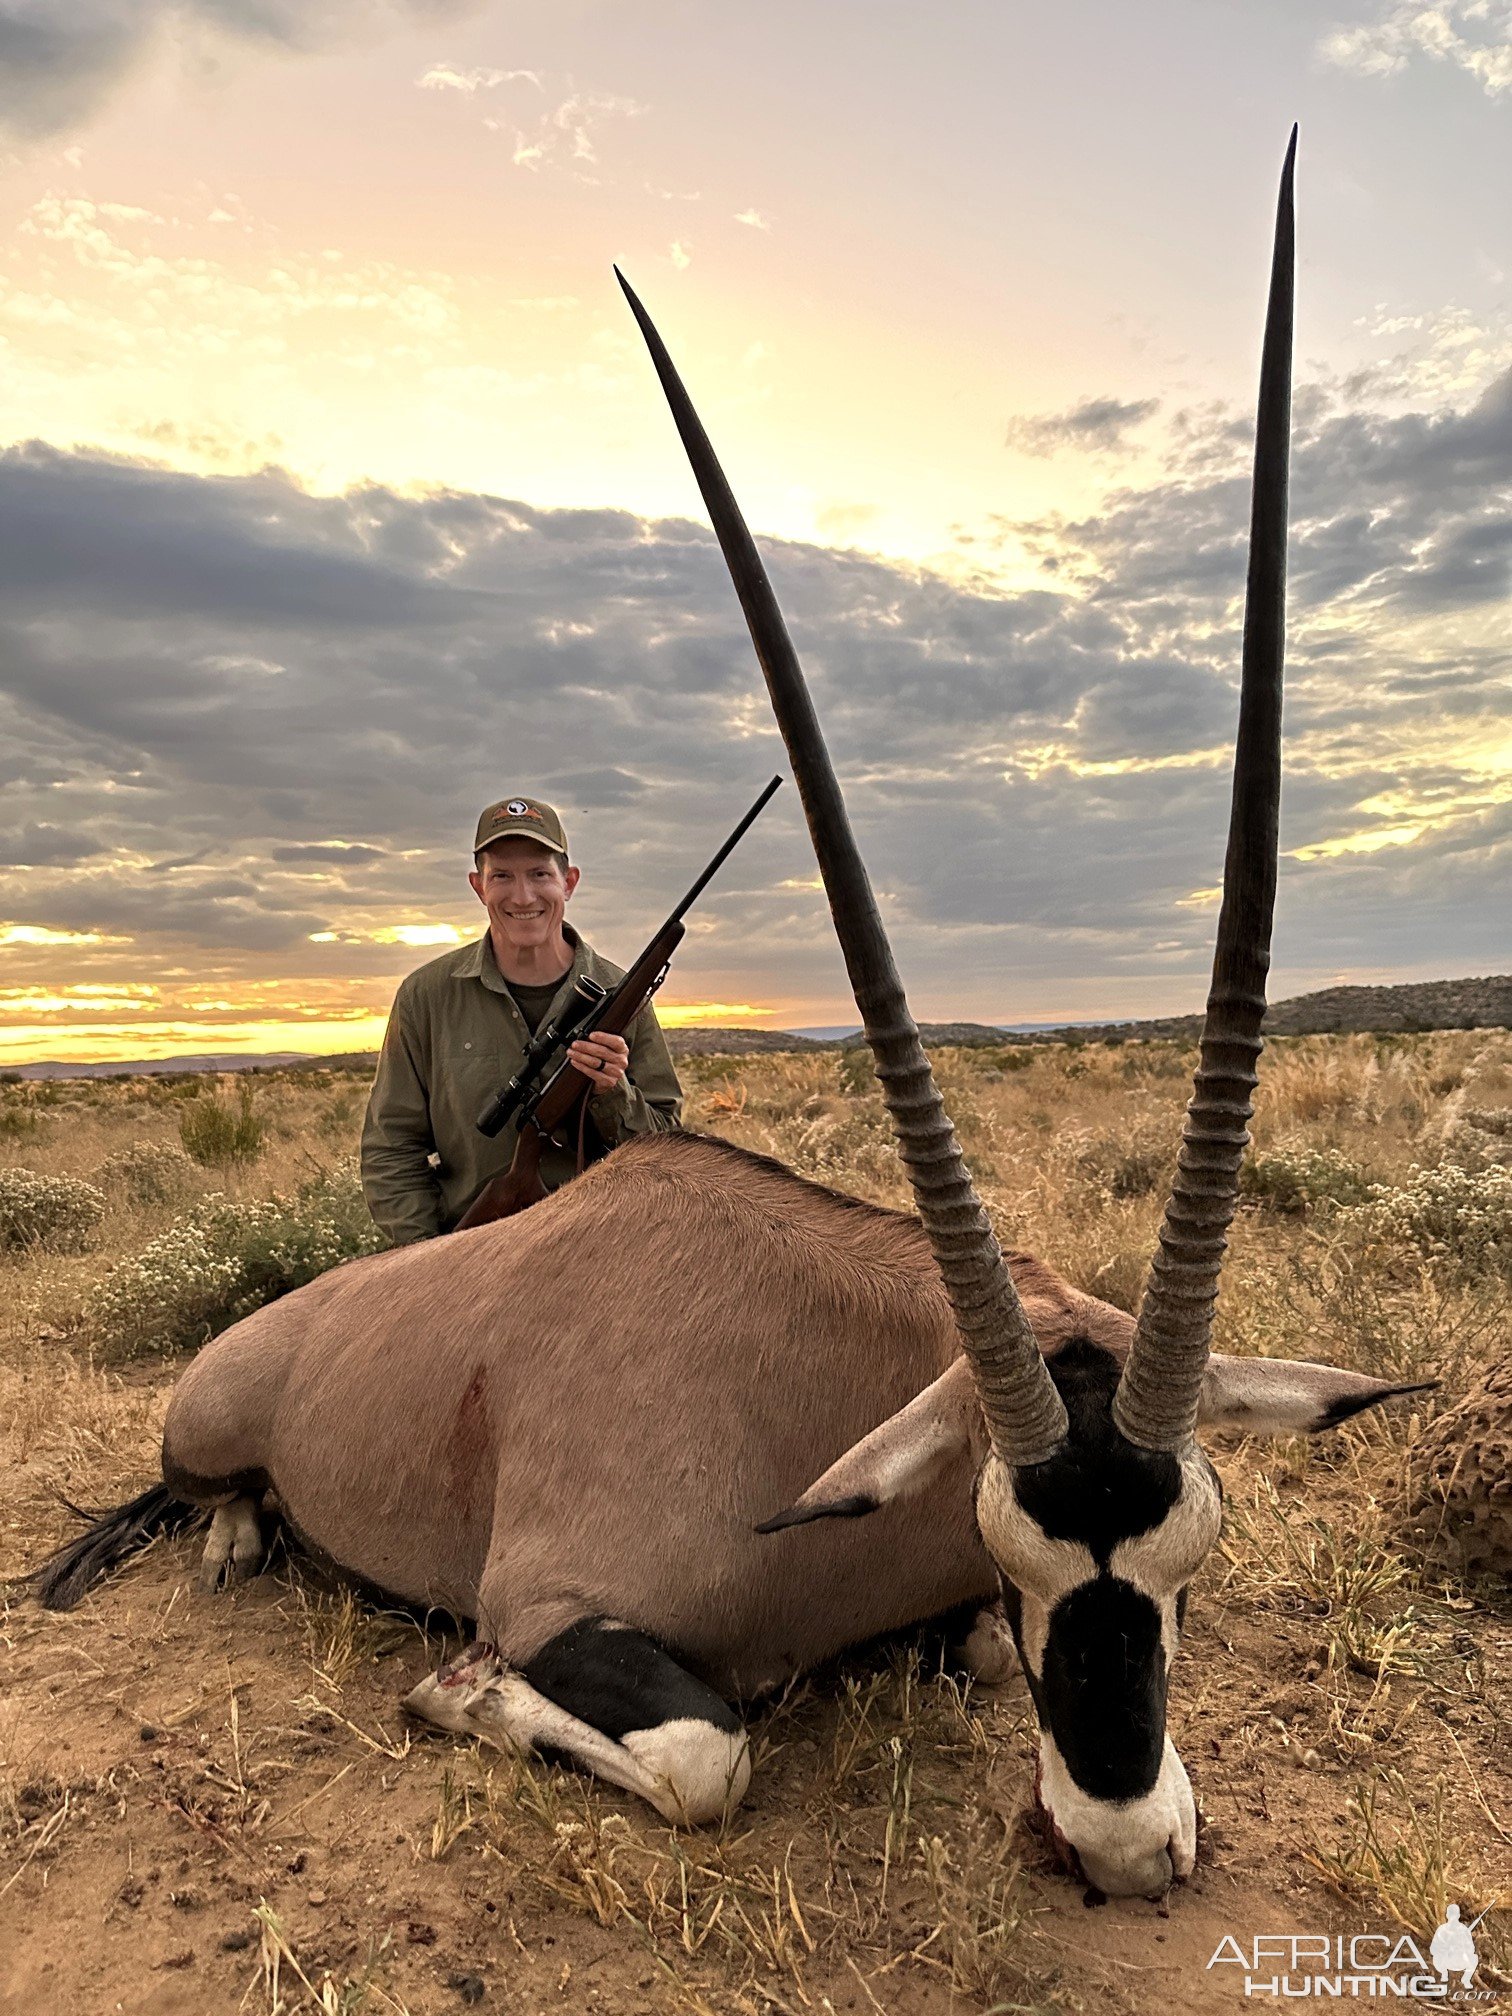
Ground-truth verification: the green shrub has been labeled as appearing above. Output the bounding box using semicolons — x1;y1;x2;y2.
179;1081;264;1166
0;1167;107;1252
837;1049;877;1099
322;1089;362;1139
1076;1114;1175;1200
0;1102;39;1141
979;1045;1033;1075
1340;1164;1512;1281
86;1157;387;1356
1240;1145;1373;1215
94;1140;198;1206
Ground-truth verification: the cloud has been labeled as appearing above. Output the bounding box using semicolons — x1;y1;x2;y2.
734;208;771;230
417;62;540;93
0;0;491;139
413;58;643;186
669;239;691;271
1005;395;1160;457
15;189;459;340
815;502;880;539
0;350;1504;1024
1320;0;1512;98
0;823;108;866
0;443;469;629
538;768;648;809
504;88;647;177
272;841;387;865
1055;362;1512;621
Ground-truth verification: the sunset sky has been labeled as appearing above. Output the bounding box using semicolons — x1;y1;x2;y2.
0;0;1507;1063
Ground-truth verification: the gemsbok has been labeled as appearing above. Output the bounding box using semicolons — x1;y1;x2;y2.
36;131;1425;1900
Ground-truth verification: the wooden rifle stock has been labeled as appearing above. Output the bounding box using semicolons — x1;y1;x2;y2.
451;918;684;1232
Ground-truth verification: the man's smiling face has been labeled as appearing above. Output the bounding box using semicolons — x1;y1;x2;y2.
469;839;580;958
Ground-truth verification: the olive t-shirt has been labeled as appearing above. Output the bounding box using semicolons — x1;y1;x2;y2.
507;979;562;1035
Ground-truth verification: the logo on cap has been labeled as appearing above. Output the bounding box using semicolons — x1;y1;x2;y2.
503;799;534;818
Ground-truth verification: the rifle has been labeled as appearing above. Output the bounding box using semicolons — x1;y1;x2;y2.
453;775;781;1231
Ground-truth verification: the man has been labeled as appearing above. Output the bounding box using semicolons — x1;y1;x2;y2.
361;795;682;1243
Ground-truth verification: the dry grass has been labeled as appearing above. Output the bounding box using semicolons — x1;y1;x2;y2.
253;1895;415;2014
2;1033;1509;2008
1306;1771;1507;1966
439;1643;1044;2010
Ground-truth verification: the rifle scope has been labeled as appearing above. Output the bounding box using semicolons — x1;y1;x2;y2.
475;974;608;1137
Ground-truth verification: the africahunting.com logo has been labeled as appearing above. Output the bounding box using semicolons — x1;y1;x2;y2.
1209;1906;1499;1999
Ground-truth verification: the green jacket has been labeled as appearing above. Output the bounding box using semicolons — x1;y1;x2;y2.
360;926;683;1243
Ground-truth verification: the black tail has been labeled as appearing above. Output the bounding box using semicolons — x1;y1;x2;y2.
32;1485;206;1611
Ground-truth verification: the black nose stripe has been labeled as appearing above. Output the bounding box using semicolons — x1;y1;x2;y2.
1039;1576;1168;1801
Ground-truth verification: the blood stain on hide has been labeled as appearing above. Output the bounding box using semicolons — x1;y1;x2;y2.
449;1365;492;1507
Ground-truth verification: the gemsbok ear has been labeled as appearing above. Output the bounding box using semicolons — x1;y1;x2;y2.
756;1357;982;1533
1198;1354;1435;1437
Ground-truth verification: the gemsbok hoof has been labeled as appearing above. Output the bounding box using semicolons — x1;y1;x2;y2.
197;1497;264;1594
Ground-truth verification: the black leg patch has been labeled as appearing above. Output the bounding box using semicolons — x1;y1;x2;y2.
160;1454;271;1503
524;1618;741;1740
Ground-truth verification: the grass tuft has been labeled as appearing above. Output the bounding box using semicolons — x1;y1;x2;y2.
179;1080;265;1166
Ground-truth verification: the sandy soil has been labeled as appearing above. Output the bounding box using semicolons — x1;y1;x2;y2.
4;1443;1506;2016
3;1044;1508;2012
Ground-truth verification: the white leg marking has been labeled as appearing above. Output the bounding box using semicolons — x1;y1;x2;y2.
198;1497;263;1594
622;1718;752;1824
403;1648;752;1827
958;1602;1020;1685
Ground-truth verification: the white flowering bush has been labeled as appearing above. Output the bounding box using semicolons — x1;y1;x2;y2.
94;1140;197;1206
1340;1163;1512;1281
0;1167;107;1252
1436;1105;1512;1173
87;1157;387;1356
1240;1144;1373;1215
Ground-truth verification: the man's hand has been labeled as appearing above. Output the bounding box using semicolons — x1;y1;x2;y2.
568;1029;630;1092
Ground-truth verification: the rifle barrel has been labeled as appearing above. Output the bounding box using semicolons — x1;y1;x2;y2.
667;775;781;921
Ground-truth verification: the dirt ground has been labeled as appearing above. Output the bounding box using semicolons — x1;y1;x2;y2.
5;1423;1507;2013
2;1038;1509;2012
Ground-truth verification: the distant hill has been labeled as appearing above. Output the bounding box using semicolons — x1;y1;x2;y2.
4;975;1507;1079
4;1051;312;1081
661;1026;831;1057
977;974;1512;1050
664;975;1512;1056
1266;974;1512;1036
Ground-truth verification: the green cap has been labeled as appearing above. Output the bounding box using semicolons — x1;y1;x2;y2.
473;796;569;858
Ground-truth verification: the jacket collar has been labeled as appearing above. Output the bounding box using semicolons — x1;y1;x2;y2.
455;924;588;997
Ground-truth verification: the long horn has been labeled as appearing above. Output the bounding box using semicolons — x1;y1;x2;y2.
617;267;1068;1467
1113;129;1297;1453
